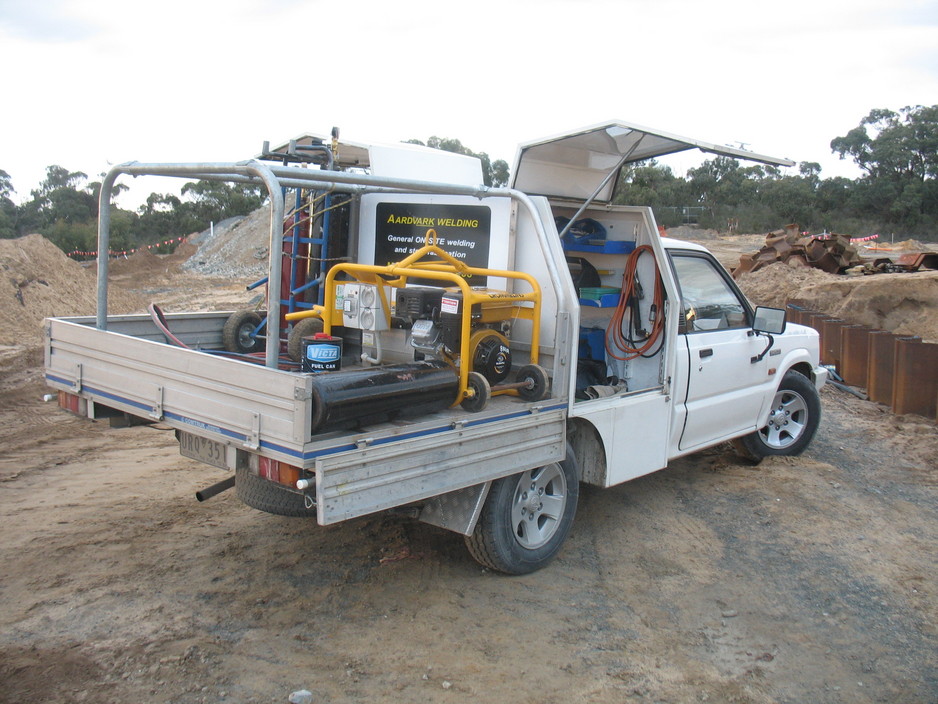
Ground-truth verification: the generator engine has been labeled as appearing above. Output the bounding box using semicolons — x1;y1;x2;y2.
396;286;514;385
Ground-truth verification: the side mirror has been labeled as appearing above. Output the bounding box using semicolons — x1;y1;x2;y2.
752;306;786;335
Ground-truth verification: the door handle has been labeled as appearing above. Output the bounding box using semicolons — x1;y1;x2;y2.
699;348;713;358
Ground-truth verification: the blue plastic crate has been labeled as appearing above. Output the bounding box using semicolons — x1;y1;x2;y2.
578;327;606;360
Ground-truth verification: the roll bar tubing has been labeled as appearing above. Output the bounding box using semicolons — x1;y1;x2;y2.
96;160;575;370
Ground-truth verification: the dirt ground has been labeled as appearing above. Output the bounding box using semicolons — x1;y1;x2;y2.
1;229;936;703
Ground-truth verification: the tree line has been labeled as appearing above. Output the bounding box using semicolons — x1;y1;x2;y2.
614;105;937;235
1;106;935;257
0;165;267;256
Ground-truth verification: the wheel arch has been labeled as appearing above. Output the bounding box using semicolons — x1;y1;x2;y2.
787;360;814;379
754;359;815;428
567;417;606;487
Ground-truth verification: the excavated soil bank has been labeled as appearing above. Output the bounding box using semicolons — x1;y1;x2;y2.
0;235;148;350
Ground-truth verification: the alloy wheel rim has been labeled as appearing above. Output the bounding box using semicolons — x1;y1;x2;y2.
760;389;808;449
510;463;567;549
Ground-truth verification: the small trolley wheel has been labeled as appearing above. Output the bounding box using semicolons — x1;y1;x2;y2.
516;364;550;402
222;310;263;354
461;371;491;412
287;317;324;363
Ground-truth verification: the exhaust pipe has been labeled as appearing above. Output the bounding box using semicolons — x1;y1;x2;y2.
195;475;236;502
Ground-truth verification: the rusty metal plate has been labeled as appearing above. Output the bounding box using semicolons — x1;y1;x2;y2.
894;252;938;271
867;332;899;405
892;339;938;419
819;318;846;368
839;325;873;388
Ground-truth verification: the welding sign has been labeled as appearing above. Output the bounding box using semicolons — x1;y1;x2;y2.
375;202;492;285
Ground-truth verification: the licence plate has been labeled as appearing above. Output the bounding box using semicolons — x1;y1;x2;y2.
179;431;227;469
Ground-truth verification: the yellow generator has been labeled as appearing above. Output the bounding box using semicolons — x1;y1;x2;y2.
290;230;548;412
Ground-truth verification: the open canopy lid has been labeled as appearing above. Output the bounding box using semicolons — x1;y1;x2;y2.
511;120;795;202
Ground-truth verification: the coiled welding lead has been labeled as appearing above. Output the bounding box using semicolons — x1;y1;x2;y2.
308;360;459;434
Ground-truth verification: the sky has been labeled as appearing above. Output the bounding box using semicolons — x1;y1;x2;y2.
1;0;936;209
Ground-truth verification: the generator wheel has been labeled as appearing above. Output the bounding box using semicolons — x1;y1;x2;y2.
465;445;579;575
222;310;263;354
287;317;324;363
516;364;550;401
734;371;821;464
235;465;316;518
460;371;491;412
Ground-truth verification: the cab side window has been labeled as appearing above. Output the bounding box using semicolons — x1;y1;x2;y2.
670;254;750;332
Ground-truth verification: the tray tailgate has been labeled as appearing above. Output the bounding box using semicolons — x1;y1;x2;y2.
45;317;311;454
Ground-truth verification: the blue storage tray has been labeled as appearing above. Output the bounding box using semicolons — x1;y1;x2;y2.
562;240;635;254
579;293;621;307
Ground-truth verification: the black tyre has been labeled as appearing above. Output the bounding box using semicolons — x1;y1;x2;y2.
735;371;821;463
461;371;491;412
235;465;316;517
516;364;550;402
222;310;263;354
287;317;324;363
465;445;579;574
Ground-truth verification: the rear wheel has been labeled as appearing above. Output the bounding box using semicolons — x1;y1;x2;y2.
734;371;821;463
516;364;550;401
465;445;578;574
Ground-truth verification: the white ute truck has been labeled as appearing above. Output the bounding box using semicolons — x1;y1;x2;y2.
45;121;827;574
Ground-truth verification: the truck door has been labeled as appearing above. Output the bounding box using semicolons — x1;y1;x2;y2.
669;251;769;452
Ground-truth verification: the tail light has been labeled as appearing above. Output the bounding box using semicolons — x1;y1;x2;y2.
256;456;300;488
58;391;86;415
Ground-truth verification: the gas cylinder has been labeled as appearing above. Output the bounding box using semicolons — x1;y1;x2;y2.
309;360;459;433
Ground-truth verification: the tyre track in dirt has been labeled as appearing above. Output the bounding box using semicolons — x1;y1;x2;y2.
1;382;936;703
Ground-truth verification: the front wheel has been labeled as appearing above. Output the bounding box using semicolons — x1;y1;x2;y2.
460;371;491;412
465;445;579;574
734;371;821;463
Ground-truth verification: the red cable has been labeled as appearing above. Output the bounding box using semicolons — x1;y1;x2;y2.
604;245;665;361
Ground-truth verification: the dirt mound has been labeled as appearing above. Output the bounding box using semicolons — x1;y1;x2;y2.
736;262;841;309
870;238;929;252
182;207;270;278
665;225;722;240
0;234;148;353
109;240;198;278
738;262;938;342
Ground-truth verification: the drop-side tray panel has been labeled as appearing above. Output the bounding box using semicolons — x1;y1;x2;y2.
315;407;566;524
